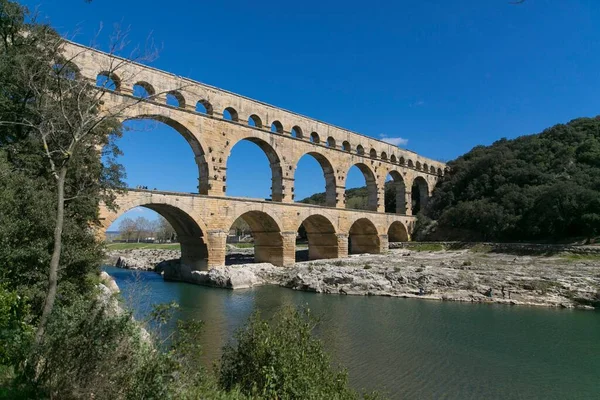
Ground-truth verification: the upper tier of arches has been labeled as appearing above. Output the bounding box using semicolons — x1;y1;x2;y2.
62;40;446;177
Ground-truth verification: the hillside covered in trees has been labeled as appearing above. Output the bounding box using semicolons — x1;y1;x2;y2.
302;117;600;242
300;182;400;213
423;117;600;242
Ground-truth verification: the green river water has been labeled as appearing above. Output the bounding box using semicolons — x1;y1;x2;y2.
104;266;600;400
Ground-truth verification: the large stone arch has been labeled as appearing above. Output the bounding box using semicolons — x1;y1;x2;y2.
294;151;337;206
383;169;407;214
345;163;378;211
348;218;381;254
297;214;339;261
120;107;210;195
387;221;409;243
101;193;209;270
226;136;285;202
226;210;286;266
411;175;429;215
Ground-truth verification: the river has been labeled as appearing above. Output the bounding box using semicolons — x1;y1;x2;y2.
104;266;600;400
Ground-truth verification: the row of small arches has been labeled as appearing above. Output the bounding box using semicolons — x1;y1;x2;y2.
96;71;444;176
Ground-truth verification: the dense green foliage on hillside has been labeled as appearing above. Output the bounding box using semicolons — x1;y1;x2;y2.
424;117;600;241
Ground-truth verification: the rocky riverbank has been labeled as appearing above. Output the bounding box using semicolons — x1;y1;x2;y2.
107;247;600;310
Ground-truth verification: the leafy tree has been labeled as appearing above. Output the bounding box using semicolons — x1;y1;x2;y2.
118;217;137;242
156;215;177;242
0;0;131;344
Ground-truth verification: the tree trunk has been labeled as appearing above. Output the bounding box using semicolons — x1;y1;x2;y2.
34;166;67;345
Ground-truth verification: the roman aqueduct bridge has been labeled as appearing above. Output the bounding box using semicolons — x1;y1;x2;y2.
62;41;446;269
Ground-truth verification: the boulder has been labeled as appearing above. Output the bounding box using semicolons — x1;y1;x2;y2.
99;271;120;294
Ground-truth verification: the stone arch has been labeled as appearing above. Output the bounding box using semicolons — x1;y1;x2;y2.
223;107;239;121
166;90;186;108
271;120;284;134
327;136;336;148
381;152;388;161
415;161;422;170
96;71;121;92
342;141;351;152
291;126;303;138
388;221;409;243
407;159;414;168
399;156;405;166
248;114;263;128
310;132;320;144
356;145;365;155
437;167;443;176
229;210;285;265
346;163;377;211
297;214;338;261
295;152;336;206
385;170;407;214
423;163;429;173
411;176;429;214
103;196;209;270
122;113;209;195
226;137;284;202
52;62;80;80
430;165;436;174
348;218;380;254
133;81;155;98
196;99;213;115
369;148;377;159
390;154;397;163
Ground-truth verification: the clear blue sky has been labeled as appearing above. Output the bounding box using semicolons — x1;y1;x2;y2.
21;0;600;227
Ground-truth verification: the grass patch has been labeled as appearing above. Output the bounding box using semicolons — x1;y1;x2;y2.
106;242;181;250
410;243;445;252
231;243;254;249
469;244;493;253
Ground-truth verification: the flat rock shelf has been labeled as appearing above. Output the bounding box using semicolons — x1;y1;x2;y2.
107;247;600;310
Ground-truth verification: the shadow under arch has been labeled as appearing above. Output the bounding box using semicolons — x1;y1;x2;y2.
388;221;409;243
294;152;337;206
104;199;209;270
229;210;285;265
296;214;338;261
348;218;380;254
226;137;284;202
346;163;378;211
411;176;429;215
123;114;209;194
386;170;407;214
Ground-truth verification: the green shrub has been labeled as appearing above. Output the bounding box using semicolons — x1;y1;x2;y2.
0;285;34;370
218;307;370;399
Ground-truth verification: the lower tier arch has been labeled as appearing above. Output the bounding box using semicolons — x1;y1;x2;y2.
348;218;381;254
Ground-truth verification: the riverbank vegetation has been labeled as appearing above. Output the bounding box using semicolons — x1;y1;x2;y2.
0;1;377;398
